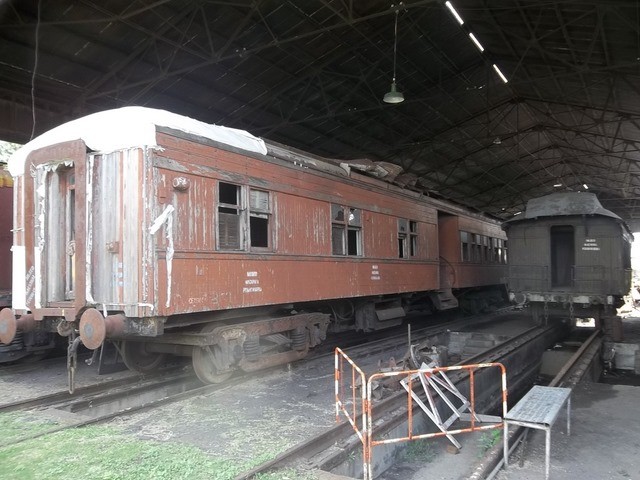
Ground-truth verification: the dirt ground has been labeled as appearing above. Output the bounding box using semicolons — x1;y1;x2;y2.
7;314;636;480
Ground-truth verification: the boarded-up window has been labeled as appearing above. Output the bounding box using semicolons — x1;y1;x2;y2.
249;189;270;249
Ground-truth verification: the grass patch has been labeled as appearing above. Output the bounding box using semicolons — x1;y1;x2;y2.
0;412;62;444
399;439;435;463
0;413;288;480
477;429;502;457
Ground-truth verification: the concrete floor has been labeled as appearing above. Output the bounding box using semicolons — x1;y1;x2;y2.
494;381;640;480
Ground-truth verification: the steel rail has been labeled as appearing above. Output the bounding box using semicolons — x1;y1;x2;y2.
234;322;560;480
471;328;602;480
0;366;185;413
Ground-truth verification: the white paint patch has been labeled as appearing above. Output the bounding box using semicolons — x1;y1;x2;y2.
149;205;175;308
8;106;268;176
11;246;26;310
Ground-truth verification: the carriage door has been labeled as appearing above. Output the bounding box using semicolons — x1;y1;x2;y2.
550;226;574;288
43;165;76;303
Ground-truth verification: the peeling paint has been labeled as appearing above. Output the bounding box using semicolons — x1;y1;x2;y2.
85;155;95;303
34;168;48;309
150;205;175;308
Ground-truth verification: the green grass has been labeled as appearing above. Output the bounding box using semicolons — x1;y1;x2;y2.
399;439;435;463
477;429;502;457
0;413;305;480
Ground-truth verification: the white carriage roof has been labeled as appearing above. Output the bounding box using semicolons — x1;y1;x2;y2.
8;106;268;177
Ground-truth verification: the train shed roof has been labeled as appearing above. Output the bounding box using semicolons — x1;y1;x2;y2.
2;1;640;230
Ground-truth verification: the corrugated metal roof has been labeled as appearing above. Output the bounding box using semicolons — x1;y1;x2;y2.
0;1;639;228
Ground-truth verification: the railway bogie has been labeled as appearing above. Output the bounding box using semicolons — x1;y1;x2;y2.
504;192;632;327
1;107;508;383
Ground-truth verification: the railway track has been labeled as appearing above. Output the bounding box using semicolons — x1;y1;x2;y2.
471;328;603;480
233;321;568;480
0;308;516;451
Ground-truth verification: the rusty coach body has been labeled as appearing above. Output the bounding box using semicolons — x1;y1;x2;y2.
1;107;507;383
0;168;56;362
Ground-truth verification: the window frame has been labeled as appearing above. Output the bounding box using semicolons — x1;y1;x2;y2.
331;204;362;256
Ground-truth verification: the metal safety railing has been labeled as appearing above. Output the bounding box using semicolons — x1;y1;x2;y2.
334;347;370;478
335;348;507;480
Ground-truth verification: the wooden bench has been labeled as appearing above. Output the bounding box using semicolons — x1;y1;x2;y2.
503;385;571;479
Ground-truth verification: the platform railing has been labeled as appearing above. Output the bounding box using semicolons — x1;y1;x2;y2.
335;347;507;480
334;347;369;478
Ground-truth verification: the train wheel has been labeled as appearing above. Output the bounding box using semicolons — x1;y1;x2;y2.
120;341;166;373
191;323;233;384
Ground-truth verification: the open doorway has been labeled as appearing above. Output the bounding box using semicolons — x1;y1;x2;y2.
550;225;574;287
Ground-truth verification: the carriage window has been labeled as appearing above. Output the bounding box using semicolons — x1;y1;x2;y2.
472;234;481;262
399;219;418;258
461;231;470;262
398;219;408;258
218;182;242;250
409;221;418;257
332;204;362;256
249;189;270;249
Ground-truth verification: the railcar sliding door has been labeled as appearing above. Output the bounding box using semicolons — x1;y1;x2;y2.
550;225;574;288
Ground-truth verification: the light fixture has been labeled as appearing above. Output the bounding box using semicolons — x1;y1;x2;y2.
468;32;485;52
383;8;404;104
492;64;509;83
554;182;563;188
583;183;589;190
493;137;501;145
445;1;464;25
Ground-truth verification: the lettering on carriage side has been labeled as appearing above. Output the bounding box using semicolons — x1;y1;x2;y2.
243;271;263;293
582;238;600;251
371;264;380;281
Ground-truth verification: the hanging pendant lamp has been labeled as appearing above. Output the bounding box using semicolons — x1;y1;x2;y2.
383;9;404;104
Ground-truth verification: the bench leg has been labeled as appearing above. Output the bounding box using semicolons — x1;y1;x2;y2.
545;428;551;480
503;421;509;468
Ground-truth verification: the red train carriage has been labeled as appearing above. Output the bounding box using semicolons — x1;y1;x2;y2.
0;168;11;308
0;107;507;383
0;167;55;362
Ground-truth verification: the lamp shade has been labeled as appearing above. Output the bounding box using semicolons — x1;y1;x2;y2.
383;81;404;104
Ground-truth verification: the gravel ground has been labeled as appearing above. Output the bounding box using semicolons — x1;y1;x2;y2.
1;313;543;479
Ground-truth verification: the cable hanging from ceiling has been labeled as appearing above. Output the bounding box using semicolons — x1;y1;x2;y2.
383;4;404;104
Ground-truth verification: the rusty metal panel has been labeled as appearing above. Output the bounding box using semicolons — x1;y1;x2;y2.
363;212;397;258
0;186;12;293
159;170;216;251
156;256;440;316
275;196;329;255
458;215;506;239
